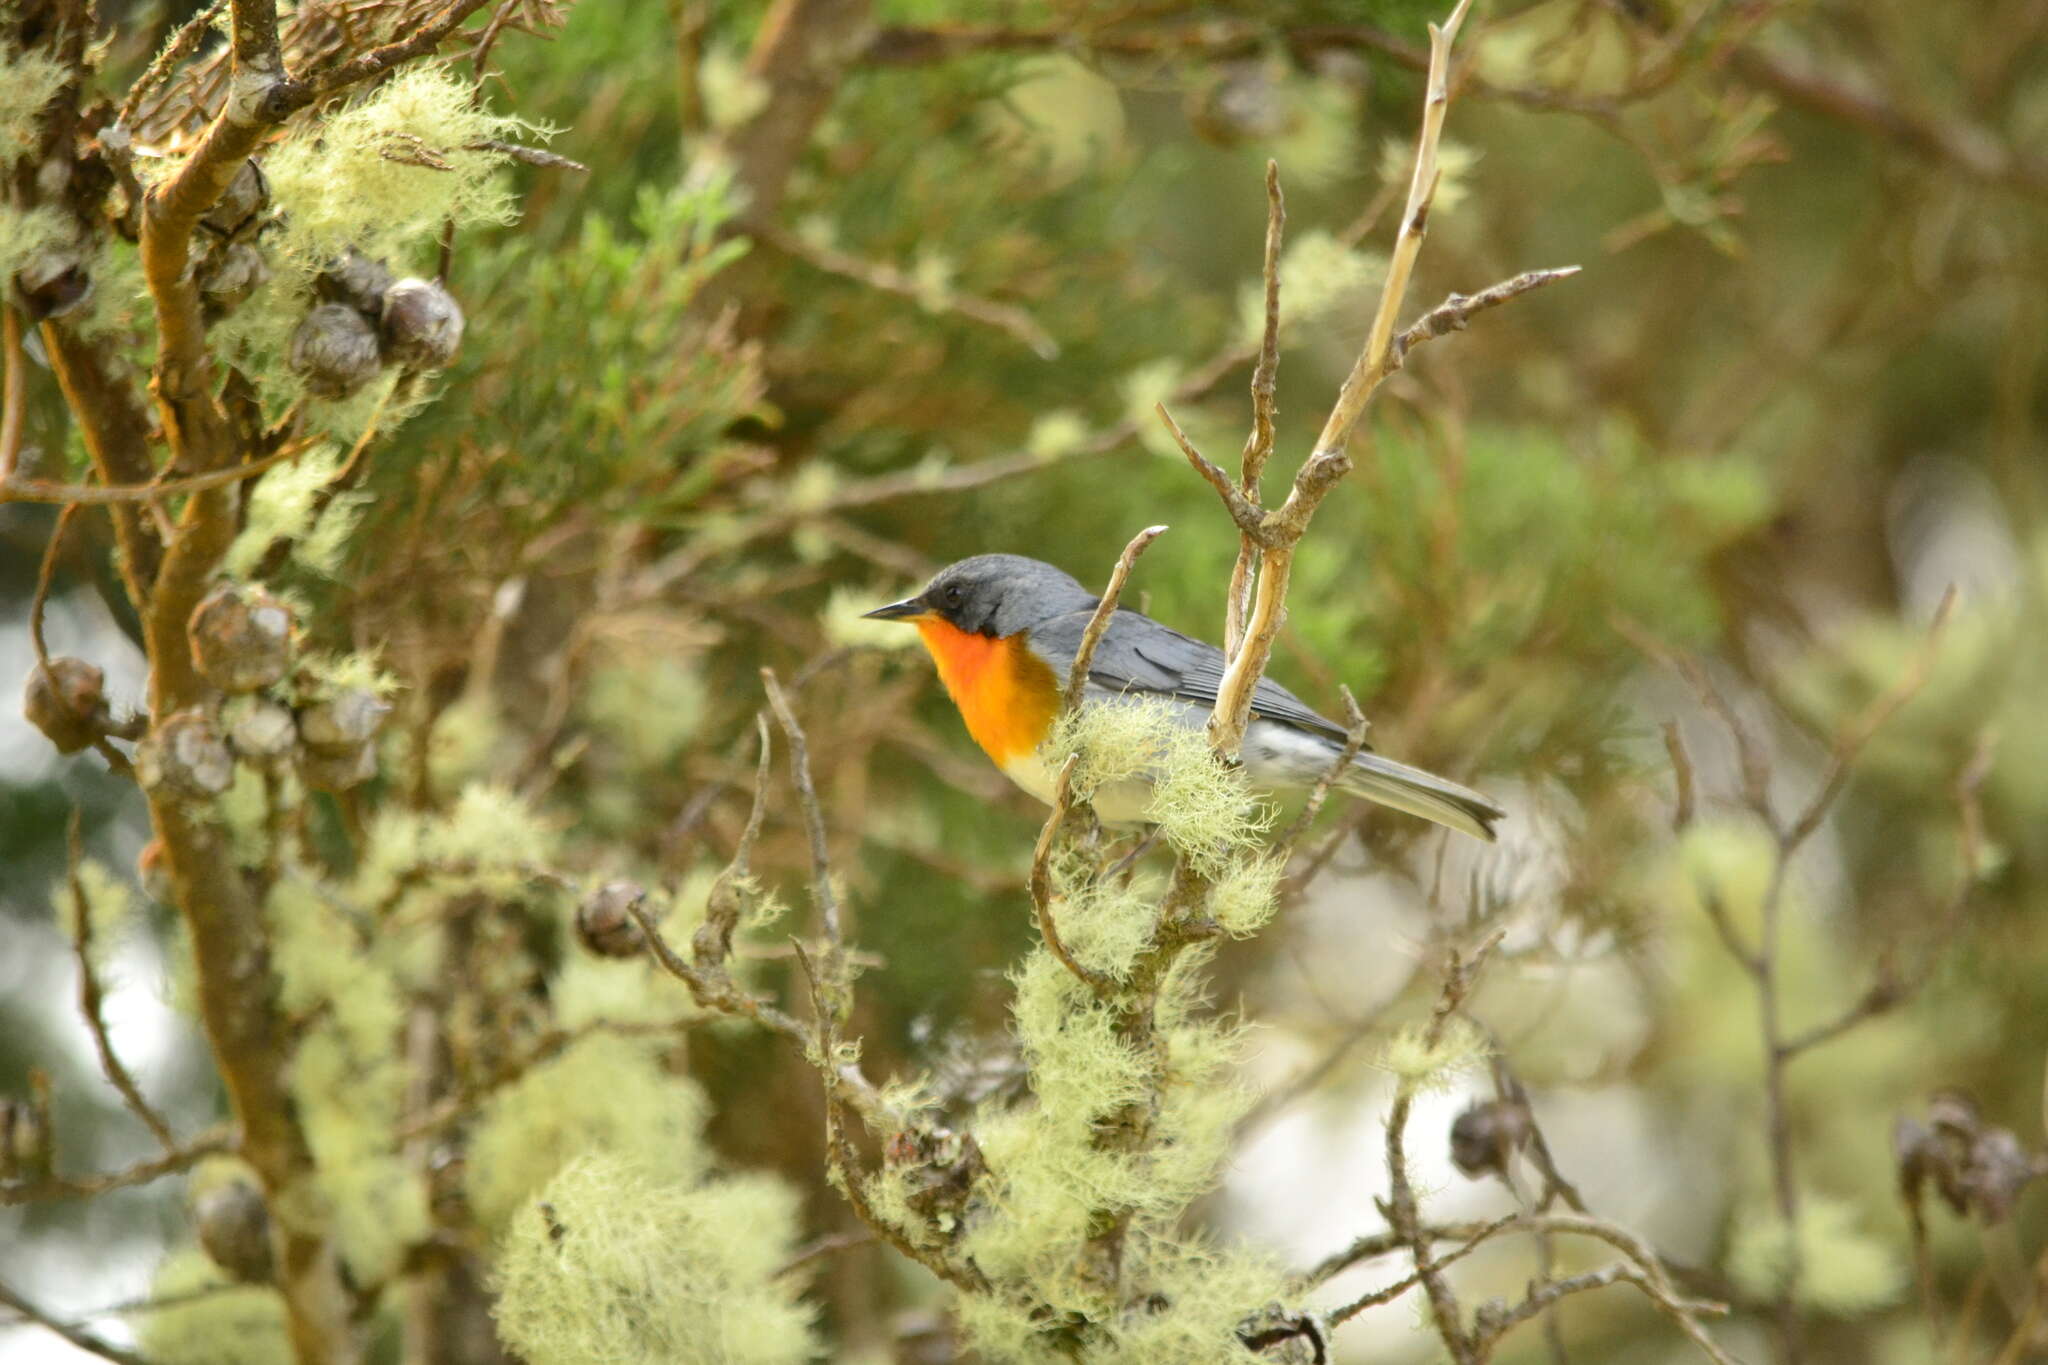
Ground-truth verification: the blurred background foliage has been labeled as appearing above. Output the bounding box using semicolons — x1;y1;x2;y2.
4;0;2047;1359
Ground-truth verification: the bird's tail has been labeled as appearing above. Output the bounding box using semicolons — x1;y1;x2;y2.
1338;752;1504;842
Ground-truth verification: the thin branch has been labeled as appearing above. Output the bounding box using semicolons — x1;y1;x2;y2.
1228;160;1285;658
0;1127;233;1206
66;813;178;1151
1327;1214;1519;1325
761;668;843;954
1782;585;1956;852
117;1;230;130
1382;929;1503;1364
753;221;1058;359
1158;404;1266;542
775;1229;878;1280
0;1280;153;1365
1061;524;1169;714
0;438;310;506
1;306;24;481
1661;720;1696;831
1028;754;1108;992
1275;685;1369;855
1471;1263;1733;1361
1309;0;1473;464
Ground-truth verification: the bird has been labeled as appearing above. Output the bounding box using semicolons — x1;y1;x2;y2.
863;553;1502;840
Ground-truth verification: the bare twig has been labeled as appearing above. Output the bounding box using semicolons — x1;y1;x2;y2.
116;0;230;130
0;438;310;507
1;1127;233;1206
1471;1263;1732;1361
1327;1214;1518;1325
1661;720;1696;831
66;813;178;1151
1382;929;1503;1364
1275;685;1369;854
1227;160;1286;657
1782;585;1956;852
775;1228;878;1280
0;306;24;481
1028;754;1108;992
0;1279;153;1365
1061;524;1169;715
761;668;843;955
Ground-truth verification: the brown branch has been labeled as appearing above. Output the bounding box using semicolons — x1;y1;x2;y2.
1726;44;2048;195
0;1126;232;1206
1471;1263;1731;1359
1028;754;1108;992
1206;0;1483;758
0;1279;153;1365
66;813;178;1151
117;0;230;130
1228;161;1285;659
1062;524;1168;714
39;325;163;606
1158;403;1267;543
0;438;309;506
1661;720;1696;831
1327;1214;1519;1326
1;306;24;481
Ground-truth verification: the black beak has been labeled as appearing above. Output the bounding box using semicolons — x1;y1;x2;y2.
861;597;927;622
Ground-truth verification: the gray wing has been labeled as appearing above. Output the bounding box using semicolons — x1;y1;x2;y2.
1029;609;1355;745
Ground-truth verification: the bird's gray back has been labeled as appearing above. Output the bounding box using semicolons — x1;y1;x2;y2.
1026;608;1354;744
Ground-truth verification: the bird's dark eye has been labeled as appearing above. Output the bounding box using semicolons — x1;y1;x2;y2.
944;585;964;606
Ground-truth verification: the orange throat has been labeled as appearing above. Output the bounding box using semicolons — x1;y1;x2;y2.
913;617;1060;767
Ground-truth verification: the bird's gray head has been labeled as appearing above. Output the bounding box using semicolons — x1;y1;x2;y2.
862;554;1098;637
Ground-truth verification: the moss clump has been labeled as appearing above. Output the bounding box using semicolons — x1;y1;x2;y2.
0;42;67;162
1726;1196;1905;1314
1374;1015;1491;1093
1046;698;1269;874
493;1153;816;1365
465;1032;711;1232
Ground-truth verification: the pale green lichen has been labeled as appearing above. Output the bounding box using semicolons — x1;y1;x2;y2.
1240;229;1385;345
1027;409;1091;462
1208;852;1283;937
824;586;921;652
1726;1195;1904;1314
493;1153;815;1365
466;1033;711;1232
51;857;136;974
1375;1016;1491;1093
1046;698;1268;873
0;204;71;287
698;45;771;130
580;649;708;769
263;67;531;271
136;1249;292;1365
0;42;67;162
1120;359;1185;454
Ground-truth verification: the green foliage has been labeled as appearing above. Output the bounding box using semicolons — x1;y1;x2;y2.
492;1153;816;1365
